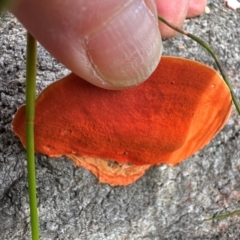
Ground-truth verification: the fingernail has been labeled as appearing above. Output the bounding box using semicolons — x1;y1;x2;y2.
85;0;162;87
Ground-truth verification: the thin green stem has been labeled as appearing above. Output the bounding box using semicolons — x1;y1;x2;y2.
26;32;39;240
204;209;240;221
158;15;240;115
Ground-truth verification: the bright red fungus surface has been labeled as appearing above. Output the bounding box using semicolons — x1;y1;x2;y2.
12;56;232;186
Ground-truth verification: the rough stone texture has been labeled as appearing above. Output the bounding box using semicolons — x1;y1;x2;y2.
1;1;240;239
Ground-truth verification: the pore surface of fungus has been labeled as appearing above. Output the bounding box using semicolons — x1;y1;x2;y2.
12;56;232;186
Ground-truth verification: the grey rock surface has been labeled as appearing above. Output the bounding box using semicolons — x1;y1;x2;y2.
1;1;240;239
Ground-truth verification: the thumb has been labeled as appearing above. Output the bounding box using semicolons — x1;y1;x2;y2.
11;0;162;89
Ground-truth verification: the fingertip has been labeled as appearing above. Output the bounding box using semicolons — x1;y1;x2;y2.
187;0;207;18
155;0;189;38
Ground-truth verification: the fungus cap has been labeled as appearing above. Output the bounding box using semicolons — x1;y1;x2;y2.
12;56;232;186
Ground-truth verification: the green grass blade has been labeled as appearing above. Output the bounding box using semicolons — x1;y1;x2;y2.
26;32;39;240
204;209;240;221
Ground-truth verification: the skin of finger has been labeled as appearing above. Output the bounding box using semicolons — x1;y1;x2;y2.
10;0;162;89
187;0;207;18
155;0;190;38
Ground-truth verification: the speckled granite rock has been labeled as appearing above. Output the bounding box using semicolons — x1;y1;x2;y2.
0;1;240;239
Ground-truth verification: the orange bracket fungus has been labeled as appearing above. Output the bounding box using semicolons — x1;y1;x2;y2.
12;56;232;186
